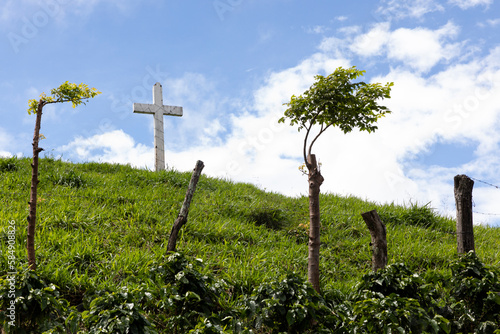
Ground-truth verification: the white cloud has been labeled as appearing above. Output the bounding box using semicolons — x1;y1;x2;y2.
448;0;493;9
376;0;445;21
390;23;460;71
253;53;350;116
479;18;500;28
0;152;12;158
305;25;328;34
349;22;461;72
58;130;153;168
350;23;391;56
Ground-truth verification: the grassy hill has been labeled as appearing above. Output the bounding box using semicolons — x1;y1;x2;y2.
1;156;500;333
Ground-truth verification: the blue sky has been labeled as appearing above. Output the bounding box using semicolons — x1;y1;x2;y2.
1;0;500;225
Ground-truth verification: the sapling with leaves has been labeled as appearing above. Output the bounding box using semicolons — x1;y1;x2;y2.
279;66;393;292
26;82;101;270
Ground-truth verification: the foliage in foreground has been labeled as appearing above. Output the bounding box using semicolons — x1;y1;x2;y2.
1;252;500;333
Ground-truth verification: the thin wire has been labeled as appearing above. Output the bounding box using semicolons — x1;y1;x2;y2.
473;211;500;216
470;177;500;189
468;177;500;216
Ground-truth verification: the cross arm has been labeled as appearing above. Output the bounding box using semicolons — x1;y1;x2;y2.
133;103;183;116
163;106;183;117
133;103;156;114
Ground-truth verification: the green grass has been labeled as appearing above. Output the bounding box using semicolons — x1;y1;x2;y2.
1;156;500;331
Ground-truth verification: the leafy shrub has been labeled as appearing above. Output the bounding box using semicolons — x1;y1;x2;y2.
351;263;451;333
72;287;156;334
147;253;224;332
355;262;426;301
0;269;69;333
351;293;450;333
243;273;339;333
449;251;500;332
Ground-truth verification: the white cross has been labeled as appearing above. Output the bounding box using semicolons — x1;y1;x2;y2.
133;82;183;171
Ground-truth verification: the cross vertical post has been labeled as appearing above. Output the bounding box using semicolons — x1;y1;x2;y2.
133;82;183;171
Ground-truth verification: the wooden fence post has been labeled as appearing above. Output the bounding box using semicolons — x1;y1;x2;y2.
454;174;475;254
361;209;387;271
167;160;204;252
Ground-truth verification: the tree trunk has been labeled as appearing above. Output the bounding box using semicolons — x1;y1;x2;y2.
307;154;324;293
27;100;45;271
167;160;204;252
454;174;475;254
361;209;387;271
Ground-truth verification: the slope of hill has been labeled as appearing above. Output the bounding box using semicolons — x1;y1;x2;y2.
1;156;499;332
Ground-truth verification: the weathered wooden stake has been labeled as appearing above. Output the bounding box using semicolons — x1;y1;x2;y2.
454;174;475;254
167;160;204;252
361;209;387;271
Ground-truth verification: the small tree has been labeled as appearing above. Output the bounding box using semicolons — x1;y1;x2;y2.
279;66;393;292
27;82;101;270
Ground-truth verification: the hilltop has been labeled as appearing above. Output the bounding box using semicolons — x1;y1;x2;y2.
1;156;500;332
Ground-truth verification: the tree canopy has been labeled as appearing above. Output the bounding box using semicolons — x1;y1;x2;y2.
279;66;393;164
28;81;101;115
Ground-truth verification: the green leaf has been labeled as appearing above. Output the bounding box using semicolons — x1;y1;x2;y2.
27;81;101;114
488;291;500;305
286;309;295;326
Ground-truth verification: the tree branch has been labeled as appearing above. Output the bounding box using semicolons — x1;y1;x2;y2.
303;114;320;167
303;125;311;167
307;123;332;159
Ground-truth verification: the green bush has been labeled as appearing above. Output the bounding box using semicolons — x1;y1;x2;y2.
147;253;224;332
350;263;450;333
0;269;69;333
243;273;339;333
351;293;451;333
355;262;425;300
73;287;156;334
449;251;500;332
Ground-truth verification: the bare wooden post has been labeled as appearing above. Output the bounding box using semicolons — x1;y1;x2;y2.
361;209;387;271
167;160;204;252
454;174;475;254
